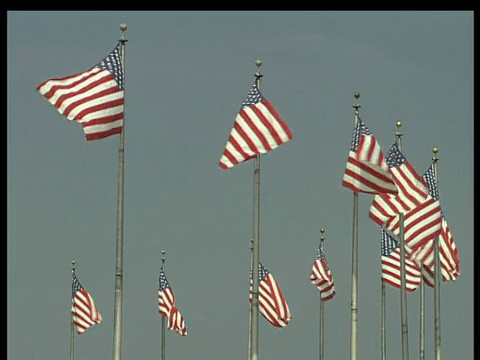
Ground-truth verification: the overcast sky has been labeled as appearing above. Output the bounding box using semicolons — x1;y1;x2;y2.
7;11;473;360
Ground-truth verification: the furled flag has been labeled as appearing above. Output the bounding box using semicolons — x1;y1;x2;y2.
250;262;292;328
36;42;124;141
369;143;442;252
380;228;421;291
71;273;103;334
219;80;293;169
409;164;460;285
158;268;187;336
342;118;398;194
309;241;336;301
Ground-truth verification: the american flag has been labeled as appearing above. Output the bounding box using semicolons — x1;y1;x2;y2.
369;143;442;252
342;118;398;194
380;229;421;291
309;241;336;301
250;262;292;328
219;81;292;169
37;42;124;141
158;268;187;336
409;164;461;285
71;273;103;334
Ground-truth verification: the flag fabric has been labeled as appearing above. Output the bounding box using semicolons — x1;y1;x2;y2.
219;81;292;169
158;268;187;336
380;229;421;291
71;273;103;334
37;42;124;141
409;164;461;285
342;118;398;194
309;242;336;301
369;143;443;252
250;262;292;328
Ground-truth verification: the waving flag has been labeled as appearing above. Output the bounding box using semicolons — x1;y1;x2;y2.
158;268;187;336
342;118;397;194
219;81;292;169
71;274;103;334
250;262;292;328
37;42;124;141
310;242;336;301
380;229;421;291
369;143;442;252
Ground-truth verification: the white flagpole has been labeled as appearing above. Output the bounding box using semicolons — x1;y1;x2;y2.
432;148;441;360
70;260;76;360
161;251;166;360
319;228;325;360
112;23;128;360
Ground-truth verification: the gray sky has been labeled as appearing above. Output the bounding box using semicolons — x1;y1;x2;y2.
7;11;473;360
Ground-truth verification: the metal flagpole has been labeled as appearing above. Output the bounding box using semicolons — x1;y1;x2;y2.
381;269;386;360
248;239;254;360
161;251;166;360
432;148;441;360
319;228;325;360
70;260;76;360
395;121;409;360
112;23;128;360
250;60;263;360
350;92;360;360
419;269;425;360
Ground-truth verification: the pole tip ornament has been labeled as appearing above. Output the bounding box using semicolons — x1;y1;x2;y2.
161;250;166;255
120;23;127;31
72;260;76;266
433;147;439;154
255;60;263;68
396;120;402;128
320;228;325;234
353;91;360;99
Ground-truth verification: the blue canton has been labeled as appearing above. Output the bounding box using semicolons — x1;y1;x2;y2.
258;262;269;281
159;269;170;291
422;164;440;201
97;42;124;90
242;82;264;106
385;142;406;168
381;229;398;256
350;118;372;151
72;274;82;298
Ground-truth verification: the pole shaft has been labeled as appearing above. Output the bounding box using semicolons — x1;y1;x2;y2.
381;281;386;360
433;152;441;360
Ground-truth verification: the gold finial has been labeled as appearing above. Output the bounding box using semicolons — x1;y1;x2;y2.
119;23;128;42
396;121;402;129
72;260;76;266
354;91;360;100
432;147;439;162
433;147;438;154
320;228;325;241
255;60;263;78
161;250;166;255
353;91;361;112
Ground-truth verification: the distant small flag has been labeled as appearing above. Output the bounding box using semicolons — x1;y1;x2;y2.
71;274;103;334
342;118;397;194
250;262;292;328
37;42;124;141
158;268;187;336
380;229;421;291
310;241;336;301
219;81;292;169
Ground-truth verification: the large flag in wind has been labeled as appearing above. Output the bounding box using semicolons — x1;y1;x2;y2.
250;262;292;328
36;42;124;141
219;81;292;169
158;268;187;336
71;273;103;334
309;241;336;301
342;118;397;194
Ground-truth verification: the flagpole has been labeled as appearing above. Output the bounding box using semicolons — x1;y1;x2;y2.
395;121;409;360
250;59;263;360
248;239;254;360
319;228;325;360
432;148;441;360
161;250;166;360
350;92;360;360
419;266;425;360
70;260;76;360
381;263;386;360
112;23;128;360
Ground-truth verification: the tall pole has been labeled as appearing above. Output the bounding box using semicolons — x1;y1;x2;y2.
250;59;263;360
319;228;325;360
112;23;128;360
70;260;76;360
161;251;166;360
395;121;409;360
432;148;441;360
248;239;254;360
381;272;386;360
350;91;360;360
419;272;425;360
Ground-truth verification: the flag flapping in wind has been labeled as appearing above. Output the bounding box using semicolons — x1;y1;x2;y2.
409;164;461;285
369;143;443;252
249;262;292;328
342;118;398;194
380;229;421;291
36;42;124;141
219;81;292;169
310;242;336;301
71;274;103;334
158;268;187;336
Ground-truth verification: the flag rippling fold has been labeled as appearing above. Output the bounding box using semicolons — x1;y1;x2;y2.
219;81;292;169
36;42;124;141
71;274;103;334
342;118;397;194
380;229;421;291
369;143;443;252
158;268;187;336
309;242;336;301
250;263;292;328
